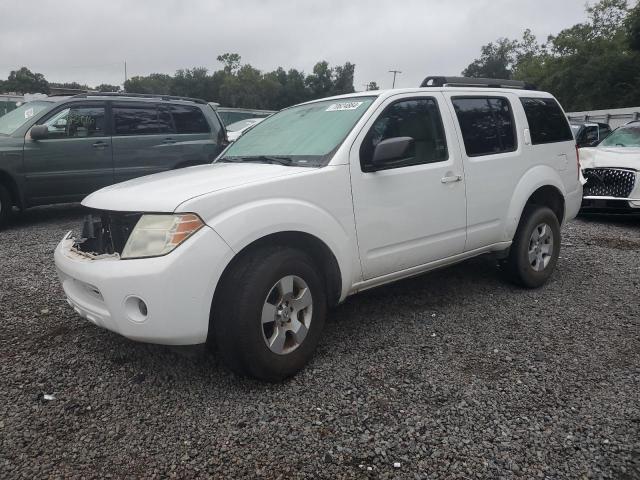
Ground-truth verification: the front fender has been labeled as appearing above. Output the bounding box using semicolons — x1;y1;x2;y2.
205;198;357;301
504;165;567;240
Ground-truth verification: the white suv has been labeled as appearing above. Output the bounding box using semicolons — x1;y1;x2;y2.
55;77;582;381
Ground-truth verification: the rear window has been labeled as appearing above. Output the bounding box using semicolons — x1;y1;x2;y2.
520;97;573;145
171;105;210;134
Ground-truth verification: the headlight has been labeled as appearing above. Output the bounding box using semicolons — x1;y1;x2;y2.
121;213;204;259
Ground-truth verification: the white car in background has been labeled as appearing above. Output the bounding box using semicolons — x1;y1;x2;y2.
226;118;265;142
579;121;640;212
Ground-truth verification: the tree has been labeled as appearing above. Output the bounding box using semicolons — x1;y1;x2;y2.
4;67;49;94
332;62;356;95
305;61;334;98
125;73;172;94
96;84;120;92
49;82;90;91
217;53;241;74
463;0;640;111
366;81;380;91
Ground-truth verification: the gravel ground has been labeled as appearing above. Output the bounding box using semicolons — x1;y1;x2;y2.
1;205;639;479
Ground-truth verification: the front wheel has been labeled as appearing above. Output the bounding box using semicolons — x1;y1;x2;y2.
503;206;561;288
212;246;327;381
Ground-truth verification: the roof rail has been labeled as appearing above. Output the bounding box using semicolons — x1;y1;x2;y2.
69;92;208;104
420;76;537;90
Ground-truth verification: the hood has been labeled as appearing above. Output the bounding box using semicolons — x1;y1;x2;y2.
579;146;640;170
82;162;310;212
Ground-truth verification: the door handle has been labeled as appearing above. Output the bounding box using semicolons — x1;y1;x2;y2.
441;174;462;184
92;141;108;149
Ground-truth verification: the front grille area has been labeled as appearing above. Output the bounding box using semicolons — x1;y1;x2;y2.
75;210;142;256
583;168;636;198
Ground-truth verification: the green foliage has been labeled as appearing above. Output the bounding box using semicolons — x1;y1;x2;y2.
462;0;640;111
96;84;120;92
367;81;380;91
123;54;357;109
1;67;49;94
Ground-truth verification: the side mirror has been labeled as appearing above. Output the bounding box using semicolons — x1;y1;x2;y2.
368;137;414;171
30;125;49;140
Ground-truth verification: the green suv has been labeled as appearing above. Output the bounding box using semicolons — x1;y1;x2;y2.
0;93;227;227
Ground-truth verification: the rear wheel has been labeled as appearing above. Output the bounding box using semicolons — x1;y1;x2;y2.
0;184;12;229
212;246;327;381
503;206;560;288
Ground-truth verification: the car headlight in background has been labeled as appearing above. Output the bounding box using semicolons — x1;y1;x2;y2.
121;214;204;259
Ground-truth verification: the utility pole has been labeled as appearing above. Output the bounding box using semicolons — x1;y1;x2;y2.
124;61;128;91
363;83;369;91
389;70;402;88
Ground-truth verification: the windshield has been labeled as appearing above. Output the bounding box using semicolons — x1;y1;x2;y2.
599;124;640;148
0;101;53;135
219;96;376;167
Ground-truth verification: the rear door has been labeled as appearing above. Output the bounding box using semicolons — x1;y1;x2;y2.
23;101;113;204
444;93;523;250
111;102;178;183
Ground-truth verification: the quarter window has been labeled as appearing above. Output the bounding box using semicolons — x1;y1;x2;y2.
43;106;106;138
452;97;516;157
360;98;448;171
171;105;210;134
520;97;573;144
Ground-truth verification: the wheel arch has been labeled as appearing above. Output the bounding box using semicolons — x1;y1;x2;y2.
0;169;23;209
505;166;567;240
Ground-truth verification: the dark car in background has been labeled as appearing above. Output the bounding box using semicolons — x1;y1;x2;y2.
571;121;611;148
0;93;227;227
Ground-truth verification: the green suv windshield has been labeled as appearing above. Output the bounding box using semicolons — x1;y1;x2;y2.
219;96;376;167
599;124;640;148
0;101;53;135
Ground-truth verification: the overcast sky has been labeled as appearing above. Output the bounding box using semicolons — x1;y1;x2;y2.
0;0;590;91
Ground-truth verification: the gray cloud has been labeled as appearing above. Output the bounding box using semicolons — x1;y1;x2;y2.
0;0;588;91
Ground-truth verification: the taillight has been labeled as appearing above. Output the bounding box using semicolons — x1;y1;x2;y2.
575;145;580;179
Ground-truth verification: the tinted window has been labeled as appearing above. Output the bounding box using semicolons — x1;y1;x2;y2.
452;97;516;156
114;104;170;135
520;97;573;144
171;105;210;134
360;98;448;171
43;105;106;138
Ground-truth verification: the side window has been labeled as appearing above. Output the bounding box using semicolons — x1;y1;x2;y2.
114;104;170;135
452;97;516;157
43;105;106;138
359;98;448;171
171;105;210;134
520;97;573;144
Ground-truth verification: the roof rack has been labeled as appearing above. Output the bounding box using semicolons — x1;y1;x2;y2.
69;92;208;104
420;76;537;90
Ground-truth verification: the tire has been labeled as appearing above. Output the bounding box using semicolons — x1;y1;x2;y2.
0;184;12;229
503;206;561;288
212;246;327;381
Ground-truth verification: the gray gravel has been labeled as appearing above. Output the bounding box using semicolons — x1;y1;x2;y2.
1;205;639;479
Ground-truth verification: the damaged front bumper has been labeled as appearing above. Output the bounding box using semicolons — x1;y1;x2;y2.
54;226;234;345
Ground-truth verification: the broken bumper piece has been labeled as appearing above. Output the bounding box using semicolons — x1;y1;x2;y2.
54;226;234;345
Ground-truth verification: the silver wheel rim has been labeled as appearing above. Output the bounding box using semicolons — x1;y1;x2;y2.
261;275;313;355
528;223;554;272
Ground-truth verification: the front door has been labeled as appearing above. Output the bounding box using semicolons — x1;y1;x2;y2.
349;93;467;280
23;102;113;205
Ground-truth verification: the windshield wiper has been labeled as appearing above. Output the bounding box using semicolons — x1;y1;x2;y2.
221;155;294;166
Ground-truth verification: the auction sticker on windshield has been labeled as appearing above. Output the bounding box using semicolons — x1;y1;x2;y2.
326;102;363;111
